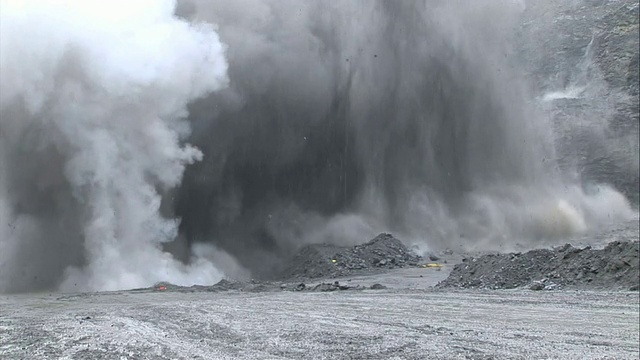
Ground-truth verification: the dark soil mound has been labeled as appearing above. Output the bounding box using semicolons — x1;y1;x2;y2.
278;233;422;280
438;241;639;291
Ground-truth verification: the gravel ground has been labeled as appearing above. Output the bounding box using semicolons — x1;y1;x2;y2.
1;268;638;360
2;231;639;359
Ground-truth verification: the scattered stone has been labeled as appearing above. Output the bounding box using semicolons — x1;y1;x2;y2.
438;241;639;291
529;282;545;291
428;254;440;261
311;282;352;292
370;283;387;290
295;283;306;291
278;233;422;280
204;279;245;292
545;282;560;291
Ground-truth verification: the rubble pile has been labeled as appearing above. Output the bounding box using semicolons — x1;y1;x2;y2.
279;233;422;280
438;241;639;291
295;281;387;292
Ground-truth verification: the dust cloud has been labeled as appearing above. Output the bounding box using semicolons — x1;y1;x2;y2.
176;0;636;274
0;0;229;292
0;0;635;292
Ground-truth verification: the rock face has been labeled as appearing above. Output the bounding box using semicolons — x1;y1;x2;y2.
438;241;639;290
519;0;639;93
278;233;422;280
517;0;640;205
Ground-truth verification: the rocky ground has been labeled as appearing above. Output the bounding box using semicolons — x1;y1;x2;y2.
140;233;438;293
439;241;639;291
276;232;639;293
1;269;638;359
277;233;423;281
2;231;639;359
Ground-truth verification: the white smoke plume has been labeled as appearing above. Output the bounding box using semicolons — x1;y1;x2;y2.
0;0;229;292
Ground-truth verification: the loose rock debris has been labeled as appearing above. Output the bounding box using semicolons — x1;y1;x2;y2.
438;241;639;291
370;283;387;290
138;234;419;294
290;281;388;292
278;233;422;280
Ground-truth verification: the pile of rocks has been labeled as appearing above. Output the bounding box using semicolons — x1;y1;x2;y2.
438;241;639;291
278;233;422;280
294;281;387;292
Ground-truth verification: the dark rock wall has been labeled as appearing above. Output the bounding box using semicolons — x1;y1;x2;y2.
518;0;639;204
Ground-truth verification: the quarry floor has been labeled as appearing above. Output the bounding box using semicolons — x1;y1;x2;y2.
1;266;638;360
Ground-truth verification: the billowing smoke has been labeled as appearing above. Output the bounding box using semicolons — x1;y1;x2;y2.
0;0;636;293
175;0;635;274
0;0;230;292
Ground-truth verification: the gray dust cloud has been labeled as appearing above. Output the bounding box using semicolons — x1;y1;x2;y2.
0;0;635;292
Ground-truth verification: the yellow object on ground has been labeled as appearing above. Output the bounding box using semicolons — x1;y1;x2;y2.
422;263;443;268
